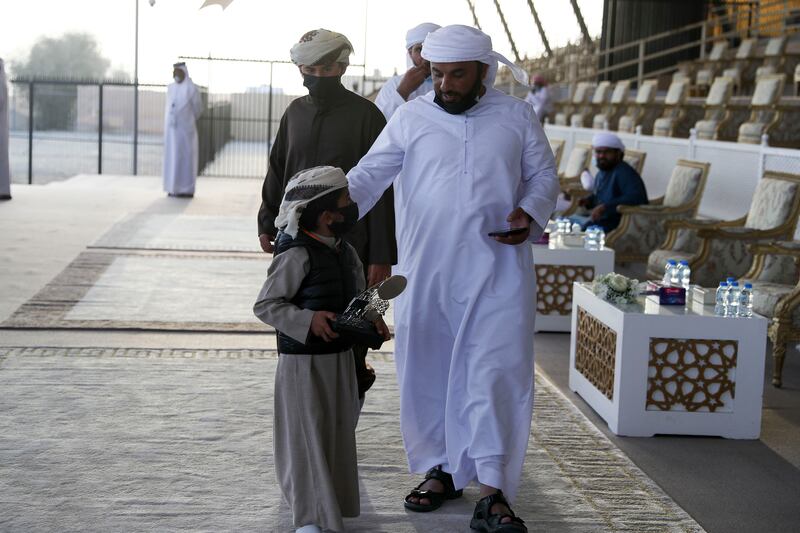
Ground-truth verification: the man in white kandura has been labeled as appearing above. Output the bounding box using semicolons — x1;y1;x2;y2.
163;61;202;198
0;58;11;201
347;24;558;533
374;22;440;120
524;74;552;123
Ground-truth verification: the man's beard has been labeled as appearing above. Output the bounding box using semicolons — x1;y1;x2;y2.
433;74;483;115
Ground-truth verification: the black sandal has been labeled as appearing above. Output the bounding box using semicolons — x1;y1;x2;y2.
403;465;463;512
470;491;527;532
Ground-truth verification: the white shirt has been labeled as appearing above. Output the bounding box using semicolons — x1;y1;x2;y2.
374;74;434;121
347;88;558;501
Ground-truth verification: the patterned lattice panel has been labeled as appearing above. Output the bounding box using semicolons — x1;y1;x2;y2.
647;338;737;413
536;265;596;316
574;307;617;400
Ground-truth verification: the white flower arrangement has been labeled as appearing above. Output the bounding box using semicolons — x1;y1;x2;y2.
592;272;642;304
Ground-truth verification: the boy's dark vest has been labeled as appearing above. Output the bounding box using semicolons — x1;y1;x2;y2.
274;231;359;354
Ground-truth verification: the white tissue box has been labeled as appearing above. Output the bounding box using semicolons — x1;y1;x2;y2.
691;285;716;305
560;234;584;247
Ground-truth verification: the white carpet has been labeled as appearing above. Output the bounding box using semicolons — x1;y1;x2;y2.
0;347;702;532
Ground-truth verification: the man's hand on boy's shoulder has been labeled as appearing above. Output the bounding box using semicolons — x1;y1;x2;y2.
310;311;339;342
373;317;391;341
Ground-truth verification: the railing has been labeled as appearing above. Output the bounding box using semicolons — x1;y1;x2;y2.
512;0;800;89
8;79;169;184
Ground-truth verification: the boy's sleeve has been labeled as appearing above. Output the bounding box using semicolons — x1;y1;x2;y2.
253;248;314;344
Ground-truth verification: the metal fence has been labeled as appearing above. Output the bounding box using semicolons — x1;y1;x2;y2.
8;58;389;184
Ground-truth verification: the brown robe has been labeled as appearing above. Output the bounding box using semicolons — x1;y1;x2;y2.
257;84;397;266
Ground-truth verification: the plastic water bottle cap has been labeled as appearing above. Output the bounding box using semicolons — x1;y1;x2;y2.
719;281;727;286
679;260;689;265
745;283;752;289
727;277;735;282
668;259;677;265
731;281;739;287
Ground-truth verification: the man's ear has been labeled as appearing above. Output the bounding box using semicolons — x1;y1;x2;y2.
338;63;348;76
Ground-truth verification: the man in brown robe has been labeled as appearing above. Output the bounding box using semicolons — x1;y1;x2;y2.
257;29;397;400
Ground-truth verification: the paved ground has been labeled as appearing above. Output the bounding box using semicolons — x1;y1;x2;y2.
1;175;800;532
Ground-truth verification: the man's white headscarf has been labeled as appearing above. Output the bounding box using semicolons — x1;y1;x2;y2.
168;62;198;114
405;22;440;69
275;166;348;238
421;24;529;87
591;131;625;151
290;29;353;67
406;22;441;49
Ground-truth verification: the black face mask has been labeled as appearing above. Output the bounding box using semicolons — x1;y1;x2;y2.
434;74;484;115
303;74;343;100
329;203;359;236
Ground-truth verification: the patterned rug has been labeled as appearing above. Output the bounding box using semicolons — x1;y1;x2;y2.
0;347;703;532
1;250;271;332
1;250;395;333
91;213;262;252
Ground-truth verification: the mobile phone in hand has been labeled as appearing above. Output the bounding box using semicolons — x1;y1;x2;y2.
487;227;528;238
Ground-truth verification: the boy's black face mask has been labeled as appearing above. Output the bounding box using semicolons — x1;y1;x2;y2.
303;74;342;99
329;203;359;236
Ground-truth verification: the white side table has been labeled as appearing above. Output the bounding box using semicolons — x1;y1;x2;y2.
568;283;767;439
532;242;614;332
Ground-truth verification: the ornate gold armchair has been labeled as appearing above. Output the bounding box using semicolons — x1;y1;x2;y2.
593;80;630;130
693;76;734;140
558;143;592;191
741;241;800;388
618;80;658;133
549;138;565;171
652;79;690;137
737;74;786;144
754;36;788;86
572;81;611;128
555;82;593;126
695;41;729;95
647;170;800;287
606;159;709;263
722;37;757;95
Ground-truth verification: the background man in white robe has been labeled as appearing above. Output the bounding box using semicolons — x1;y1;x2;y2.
347;24;558;533
524;74;552;123
0;58;11;200
374;22;440;121
163;62;202;198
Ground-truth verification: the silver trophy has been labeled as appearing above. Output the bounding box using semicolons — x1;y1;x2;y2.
332;275;407;349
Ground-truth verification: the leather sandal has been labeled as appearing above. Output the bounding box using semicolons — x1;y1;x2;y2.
470;490;527;532
403;465;463;512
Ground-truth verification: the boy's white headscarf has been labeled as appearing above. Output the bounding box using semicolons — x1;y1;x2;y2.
275;166;348;238
290;29;353;66
421;24;529;88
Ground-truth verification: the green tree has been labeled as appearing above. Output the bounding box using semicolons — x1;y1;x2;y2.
12;33;112;130
12;32;110;80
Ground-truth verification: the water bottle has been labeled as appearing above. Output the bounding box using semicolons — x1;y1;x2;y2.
663;259;677;286
584;226;597;249
715;281;728;316
738;283;753;317
571;222;581;235
596;227;605;249
679;260;691;290
726;281;740;317
669;260;681;286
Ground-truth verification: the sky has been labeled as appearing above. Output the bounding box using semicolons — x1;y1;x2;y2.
1;0;603;93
